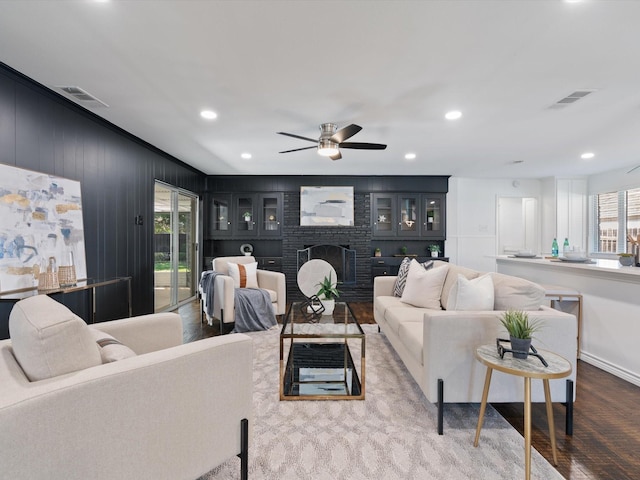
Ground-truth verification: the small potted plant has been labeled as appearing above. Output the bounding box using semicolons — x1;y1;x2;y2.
374;247;382;257
500;310;543;359
242;211;252;222
618;253;635;266
315;273;341;315
429;244;440;258
400;246;408;255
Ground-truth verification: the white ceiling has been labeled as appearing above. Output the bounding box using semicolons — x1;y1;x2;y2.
1;0;640;179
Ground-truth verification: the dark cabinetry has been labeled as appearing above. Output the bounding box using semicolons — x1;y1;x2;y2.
371;256;449;280
372;193;446;239
206;193;282;239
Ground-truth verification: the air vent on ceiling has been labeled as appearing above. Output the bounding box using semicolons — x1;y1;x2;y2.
548;90;596;110
56;86;109;108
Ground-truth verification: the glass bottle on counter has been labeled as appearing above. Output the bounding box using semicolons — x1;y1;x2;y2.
563;237;570;254
552;238;559;257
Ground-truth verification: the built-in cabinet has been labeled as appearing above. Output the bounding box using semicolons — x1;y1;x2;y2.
207;193;283;239
372;193;446;239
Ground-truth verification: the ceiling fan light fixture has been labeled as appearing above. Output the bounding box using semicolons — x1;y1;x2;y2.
318;139;339;157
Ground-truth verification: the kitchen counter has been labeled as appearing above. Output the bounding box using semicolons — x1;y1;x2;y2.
496;255;640;387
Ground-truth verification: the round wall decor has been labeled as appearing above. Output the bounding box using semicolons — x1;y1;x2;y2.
240;243;253;256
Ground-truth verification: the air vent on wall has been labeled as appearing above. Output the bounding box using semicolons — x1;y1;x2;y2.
548;90;596;110
56;86;109;108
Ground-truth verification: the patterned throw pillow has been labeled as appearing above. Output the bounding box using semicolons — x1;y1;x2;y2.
393;257;434;297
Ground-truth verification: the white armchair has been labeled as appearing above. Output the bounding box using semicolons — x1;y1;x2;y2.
202;255;286;330
0;295;253;480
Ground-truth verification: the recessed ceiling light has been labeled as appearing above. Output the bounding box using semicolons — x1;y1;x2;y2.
404;153;416;160
241;153;252;160
581;152;595;159
445;110;462;120
200;110;217;120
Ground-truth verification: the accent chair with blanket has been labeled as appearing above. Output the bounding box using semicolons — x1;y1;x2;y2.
201;255;286;332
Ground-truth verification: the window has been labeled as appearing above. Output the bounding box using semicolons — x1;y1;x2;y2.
592;188;640;253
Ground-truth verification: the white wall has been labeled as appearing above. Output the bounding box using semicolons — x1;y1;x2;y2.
446;177;541;271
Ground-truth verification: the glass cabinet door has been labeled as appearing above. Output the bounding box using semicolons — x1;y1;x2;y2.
398;195;419;236
207;194;231;237
235;195;255;234
259;193;282;236
372;194;395;236
422;194;446;238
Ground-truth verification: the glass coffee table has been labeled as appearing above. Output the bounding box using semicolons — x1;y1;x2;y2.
280;301;365;400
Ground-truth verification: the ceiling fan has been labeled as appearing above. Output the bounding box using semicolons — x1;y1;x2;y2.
277;123;387;161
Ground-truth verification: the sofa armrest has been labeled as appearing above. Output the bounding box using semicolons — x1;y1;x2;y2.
0;333;254;480
374;275;397;298
257;269;286;314
90;312;182;354
422;306;577;403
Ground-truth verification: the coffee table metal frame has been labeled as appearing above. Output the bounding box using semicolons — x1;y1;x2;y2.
473;344;572;480
279;301;365;401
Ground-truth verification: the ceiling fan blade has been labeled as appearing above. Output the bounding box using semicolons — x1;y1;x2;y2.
339;142;387;150
279;146;316;154
330;124;362;143
330;151;342;161
277;132;318;143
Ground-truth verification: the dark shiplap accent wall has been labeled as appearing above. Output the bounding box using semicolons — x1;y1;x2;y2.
0;63;204;338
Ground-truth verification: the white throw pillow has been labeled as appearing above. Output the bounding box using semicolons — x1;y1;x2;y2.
90;329;137;363
9;296;102;381
400;261;449;309
446;273;495;311
491;272;545;311
227;262;259;288
393;257;434;297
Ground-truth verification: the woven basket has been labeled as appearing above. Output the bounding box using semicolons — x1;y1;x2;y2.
58;266;77;287
38;272;60;291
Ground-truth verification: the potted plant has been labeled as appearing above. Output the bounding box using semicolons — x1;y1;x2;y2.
400;246;408;255
618;253;635;266
315;273;341;315
500;310;543;359
374;247;382;257
242;211;252;222
429;244;440;258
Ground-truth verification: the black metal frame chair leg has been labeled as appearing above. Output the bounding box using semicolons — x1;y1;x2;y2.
438;378;444;435
237;418;248;480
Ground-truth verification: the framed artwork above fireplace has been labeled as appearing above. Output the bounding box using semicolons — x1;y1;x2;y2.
300;186;354;226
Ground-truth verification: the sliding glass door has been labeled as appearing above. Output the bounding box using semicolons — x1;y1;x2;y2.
154;182;199;312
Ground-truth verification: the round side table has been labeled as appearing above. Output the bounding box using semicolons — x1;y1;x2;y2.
473;344;572;480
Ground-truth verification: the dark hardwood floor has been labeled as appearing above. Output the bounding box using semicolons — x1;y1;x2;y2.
178;300;640;479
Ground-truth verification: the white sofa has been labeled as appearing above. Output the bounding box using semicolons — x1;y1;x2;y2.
0;296;253;480
202;255;286;330
374;260;578;434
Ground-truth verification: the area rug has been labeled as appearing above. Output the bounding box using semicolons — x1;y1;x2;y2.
201;325;564;480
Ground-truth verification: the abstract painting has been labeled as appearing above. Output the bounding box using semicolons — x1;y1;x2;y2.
0;163;87;292
300;186;354;226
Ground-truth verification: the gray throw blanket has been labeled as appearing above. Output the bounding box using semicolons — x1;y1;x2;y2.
232;288;277;333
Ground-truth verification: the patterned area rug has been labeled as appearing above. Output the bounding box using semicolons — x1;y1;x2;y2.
202;325;564;479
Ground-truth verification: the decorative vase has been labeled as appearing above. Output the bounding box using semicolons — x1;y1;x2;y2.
320;298;335;315
510;336;531;359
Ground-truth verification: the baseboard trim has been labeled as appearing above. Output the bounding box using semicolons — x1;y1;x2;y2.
580;351;640;387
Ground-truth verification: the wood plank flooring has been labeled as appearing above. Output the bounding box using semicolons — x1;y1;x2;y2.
178;300;640;479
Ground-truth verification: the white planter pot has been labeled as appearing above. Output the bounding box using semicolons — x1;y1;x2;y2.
431;251;439;258
320;298;335;315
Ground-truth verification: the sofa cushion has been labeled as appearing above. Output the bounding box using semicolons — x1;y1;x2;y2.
385;305;429;336
398;322;424;366
491;272;545;311
446;273;495;311
9;296;102;381
90;329;137;363
394;257;434;297
440;264;481;309
227;262;259;289
400;261;449;309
